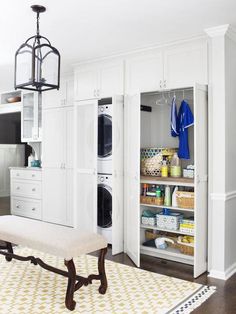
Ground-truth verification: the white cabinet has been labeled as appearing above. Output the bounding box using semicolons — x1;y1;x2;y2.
21;92;42;142
10;168;42;220
42;106;74;227
74;96;124;255
124;85;208;278
43;74;74;109
125;39;208;93
125;51;164;93
74;61;124;100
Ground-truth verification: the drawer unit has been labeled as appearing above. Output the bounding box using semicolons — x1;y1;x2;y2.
11;197;42;220
11;169;42;181
11;180;41;199
10;168;42;221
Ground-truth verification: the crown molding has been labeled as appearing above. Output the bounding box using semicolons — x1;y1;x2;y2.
205;24;236;42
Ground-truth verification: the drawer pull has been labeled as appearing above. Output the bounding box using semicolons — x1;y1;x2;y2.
16;186;20;190
32;174;35;177
16;205;20;209
32;208;36;211
32;188;36;192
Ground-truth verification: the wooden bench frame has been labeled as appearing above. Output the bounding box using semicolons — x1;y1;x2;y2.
0;241;108;311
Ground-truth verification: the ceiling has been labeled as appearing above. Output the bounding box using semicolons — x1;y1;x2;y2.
1;0;236;69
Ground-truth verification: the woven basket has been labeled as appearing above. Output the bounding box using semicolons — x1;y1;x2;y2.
140;196;164;206
177;237;194;256
176;191;194;209
145;230;179;249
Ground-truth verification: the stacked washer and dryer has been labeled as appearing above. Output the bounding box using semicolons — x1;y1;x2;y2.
97;98;113;244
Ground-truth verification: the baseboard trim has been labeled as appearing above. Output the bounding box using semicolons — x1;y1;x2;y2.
208;262;236;280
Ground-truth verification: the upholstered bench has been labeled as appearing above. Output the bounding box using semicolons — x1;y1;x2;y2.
0;215;108;311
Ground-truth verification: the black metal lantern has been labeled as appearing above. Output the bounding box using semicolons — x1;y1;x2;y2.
14;5;60;92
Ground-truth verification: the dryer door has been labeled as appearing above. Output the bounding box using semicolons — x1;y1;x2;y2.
97;184;112;228
98;114;112;158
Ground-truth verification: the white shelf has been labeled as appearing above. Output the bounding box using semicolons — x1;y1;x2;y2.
140;203;194;213
140;245;194;265
0;103;21;114
140;175;194;187
140;224;194;236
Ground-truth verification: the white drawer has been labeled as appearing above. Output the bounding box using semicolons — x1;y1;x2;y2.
11;197;42;220
11;169;42;181
11;180;42;199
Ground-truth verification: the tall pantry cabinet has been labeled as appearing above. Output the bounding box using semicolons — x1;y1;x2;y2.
42;75;74;226
124;85;208;278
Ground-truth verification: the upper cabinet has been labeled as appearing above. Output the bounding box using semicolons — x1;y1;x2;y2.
125;39;208;93
125;50;164;94
74;60;124;100
43;74;74;109
21;92;42;142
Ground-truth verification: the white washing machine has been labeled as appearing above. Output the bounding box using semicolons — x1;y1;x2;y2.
97;174;112;244
98;98;112;174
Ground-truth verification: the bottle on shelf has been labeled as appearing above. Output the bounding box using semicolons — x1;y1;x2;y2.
156;186;161;198
143;184;147;196
172;186;178;207
146;185;156;197
170;153;181;178
161;159;168;177
164;185;171;206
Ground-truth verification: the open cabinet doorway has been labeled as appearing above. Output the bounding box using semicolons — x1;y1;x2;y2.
0;112;31;215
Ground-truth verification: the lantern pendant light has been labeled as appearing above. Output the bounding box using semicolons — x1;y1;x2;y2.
14;5;60;92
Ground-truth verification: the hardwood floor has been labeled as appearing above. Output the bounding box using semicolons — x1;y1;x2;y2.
92;247;236;314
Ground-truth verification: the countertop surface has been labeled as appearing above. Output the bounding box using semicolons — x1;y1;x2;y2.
9;167;42;171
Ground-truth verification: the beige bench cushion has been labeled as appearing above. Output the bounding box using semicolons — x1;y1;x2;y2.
0;215;107;260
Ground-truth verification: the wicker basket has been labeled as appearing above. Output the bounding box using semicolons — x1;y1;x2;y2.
145;230;179;249
176;191;194;209
140;196;164;206
177;237;194;256
141;148;177;177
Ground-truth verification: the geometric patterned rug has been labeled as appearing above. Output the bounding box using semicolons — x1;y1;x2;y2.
0;247;216;314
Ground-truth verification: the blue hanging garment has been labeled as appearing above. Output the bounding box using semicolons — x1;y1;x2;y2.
177;100;194;159
170;95;179;137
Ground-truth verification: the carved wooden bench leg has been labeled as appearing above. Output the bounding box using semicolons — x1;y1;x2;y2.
98;247;108;295
5;242;13;262
64;259;76;311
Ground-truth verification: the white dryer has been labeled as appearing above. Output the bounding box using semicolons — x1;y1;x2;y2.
98;98;112;174
97;174;112;244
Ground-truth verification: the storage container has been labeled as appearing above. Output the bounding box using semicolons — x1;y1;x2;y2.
156;212;182;231
176;191;194;209
141;216;156;226
177;236;194;256
140;195;164;206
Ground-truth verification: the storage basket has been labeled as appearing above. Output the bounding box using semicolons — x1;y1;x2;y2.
176;191;194;209
141;148;177;177
140;195;164;206
177;236;194;256
156;212;182;231
145;230;179;249
141;216;156;226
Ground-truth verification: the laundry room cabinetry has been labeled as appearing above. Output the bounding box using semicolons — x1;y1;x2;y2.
42;74;74;109
125;39;207;93
124;84;208;278
74;96;124;255
42;106;74;227
74;60;124;100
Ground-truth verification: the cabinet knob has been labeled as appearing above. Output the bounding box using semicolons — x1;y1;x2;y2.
97;89;100;97
32;208;36;211
163;80;167;88
159;80;162;89
16;186;20;190
32;174;35;177
16;205;20;209
32;188;36;192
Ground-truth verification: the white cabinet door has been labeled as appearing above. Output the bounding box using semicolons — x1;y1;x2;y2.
74;68;98;101
99;61;124;97
164;41;208;89
125;51;164;93
43;79;67;109
112;96;124;255
194;84;208;278
74;99;98;232
42;108;65;168
124;94;141;266
42;168;67;225
65;107;74;169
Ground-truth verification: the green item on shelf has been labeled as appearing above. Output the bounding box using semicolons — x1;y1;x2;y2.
142;210;155;218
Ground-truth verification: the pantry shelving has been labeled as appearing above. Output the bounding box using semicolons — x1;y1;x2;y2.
140;224;193;236
124;85;208;278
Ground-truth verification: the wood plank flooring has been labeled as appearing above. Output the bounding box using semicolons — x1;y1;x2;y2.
92;247;236;314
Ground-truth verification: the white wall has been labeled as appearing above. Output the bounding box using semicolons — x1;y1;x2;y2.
0;64;14;92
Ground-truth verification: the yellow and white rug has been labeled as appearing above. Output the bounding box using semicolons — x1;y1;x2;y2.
0;247;215;314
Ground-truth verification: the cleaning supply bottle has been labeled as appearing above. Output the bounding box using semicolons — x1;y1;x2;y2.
156;186;161;198
170;153;181;178
143;184;147;196
161;159;168;177
164;185;171;206
172;186;178;207
28;153;34;167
